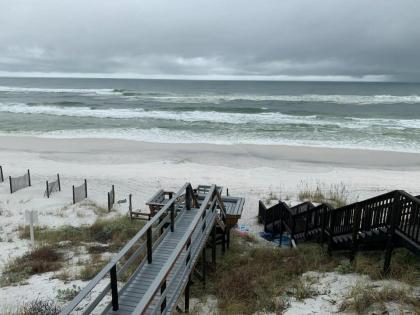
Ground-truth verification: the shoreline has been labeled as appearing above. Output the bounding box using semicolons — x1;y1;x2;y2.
1;135;420;170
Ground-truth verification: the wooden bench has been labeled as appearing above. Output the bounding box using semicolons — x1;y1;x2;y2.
222;196;245;227
146;189;174;216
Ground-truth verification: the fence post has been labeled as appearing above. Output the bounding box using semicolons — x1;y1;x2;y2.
84;179;87;198
108;192;111;212
227;188;229;196
27;169;31;187
147;227;153;263
383;191;399;275
128;194;132;220
46;181;50;198
112;185;115;201
350;203;361;261
0;166;3;182
72;185;75;204
110;265;119;311
57;174;61;191
9;176;12;194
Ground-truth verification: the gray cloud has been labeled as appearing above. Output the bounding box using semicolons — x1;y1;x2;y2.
0;0;419;80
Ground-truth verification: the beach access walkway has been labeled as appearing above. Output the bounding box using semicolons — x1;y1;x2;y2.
259;191;420;273
60;183;244;315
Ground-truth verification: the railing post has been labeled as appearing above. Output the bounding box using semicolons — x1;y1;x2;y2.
27;169;31;187
108;192;111;212
327;211;334;255
383;191;399;275
350;203;361;261
320;207;327;244
9;176;12;194
57;174;61;191
46;180;50;198
202;247;206;286
186;186;191;210
304;209;310;240
0;165;3;182
290;216;296;248
170;202;175;232
147;227;153;263
110;265;119;311
227;188;229;196
185;276;191;313
212;225;216;265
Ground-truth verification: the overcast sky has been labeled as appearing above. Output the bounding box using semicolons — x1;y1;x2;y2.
0;0;419;81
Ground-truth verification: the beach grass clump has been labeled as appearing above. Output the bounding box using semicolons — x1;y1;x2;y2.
339;282;420;314
298;181;349;208
78;254;108;280
19;215;144;250
4;299;61;315
0;246;63;287
263;191;279;205
191;234;340;314
352;248;420;285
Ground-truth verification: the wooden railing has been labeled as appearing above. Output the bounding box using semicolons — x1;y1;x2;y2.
132;185;225;314
60;182;196;315
396;191;420;248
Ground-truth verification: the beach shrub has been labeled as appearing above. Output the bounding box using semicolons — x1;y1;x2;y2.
0;246;63;287
56;285;81;302
18;299;61;315
339;282;420;314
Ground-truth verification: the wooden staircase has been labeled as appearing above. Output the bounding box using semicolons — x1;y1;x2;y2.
259;190;420;273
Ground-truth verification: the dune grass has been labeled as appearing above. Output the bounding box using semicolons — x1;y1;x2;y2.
19;215;144;251
191;234;341;314
298;181;350;208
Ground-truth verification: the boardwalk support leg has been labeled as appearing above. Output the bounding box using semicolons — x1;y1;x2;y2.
202;247;206;286
185;276;190;313
212;225;216;265
226;227;231;249
110;265;119;311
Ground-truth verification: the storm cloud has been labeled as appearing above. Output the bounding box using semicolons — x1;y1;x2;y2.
0;0;419;81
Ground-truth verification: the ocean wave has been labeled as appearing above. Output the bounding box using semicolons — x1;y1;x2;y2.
128;94;420;105
2;102;420;130
1;84;420;105
8;127;418;153
0;85;120;96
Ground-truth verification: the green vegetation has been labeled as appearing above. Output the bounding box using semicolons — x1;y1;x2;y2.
0;246;63;287
19;215;144;251
191;234;341;314
298;181;350;208
56;285;81;302
78;254;108;280
2;299;61;315
339;282;420;314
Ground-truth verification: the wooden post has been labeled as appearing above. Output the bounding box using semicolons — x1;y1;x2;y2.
212;225;216;265
84;179;87;198
186;186;191;210
9;176;12;194
110;265;119;311
221;230;226;254
170;203;175;232
383;192;399;275
0;165;3;182
129;194;132;220
29;211;35;247
226;227;231;249
202;247;206;286
304;209;310;240
290;216;296;248
57;174;61;191
350;203;361;261
320;207;327;244
27;169;31;187
327;212;335;255
226;188;229;196
46;180;50;198
72;185;75;204
184;276;190;313
147;227;153;264
108;192;111;212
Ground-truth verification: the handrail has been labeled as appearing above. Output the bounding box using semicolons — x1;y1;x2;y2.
132;185;217;314
60;182;191;315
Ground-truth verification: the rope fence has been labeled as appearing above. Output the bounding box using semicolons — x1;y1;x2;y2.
45;174;61;198
73;179;87;204
9;169;31;194
108;185;115;212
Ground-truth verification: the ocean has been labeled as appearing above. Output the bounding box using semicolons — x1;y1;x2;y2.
1;77;420;153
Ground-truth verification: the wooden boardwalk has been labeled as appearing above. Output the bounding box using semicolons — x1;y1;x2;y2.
259;190;420;273
60;183;244;315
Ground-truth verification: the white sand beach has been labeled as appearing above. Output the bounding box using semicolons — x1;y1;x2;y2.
1;135;420;313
